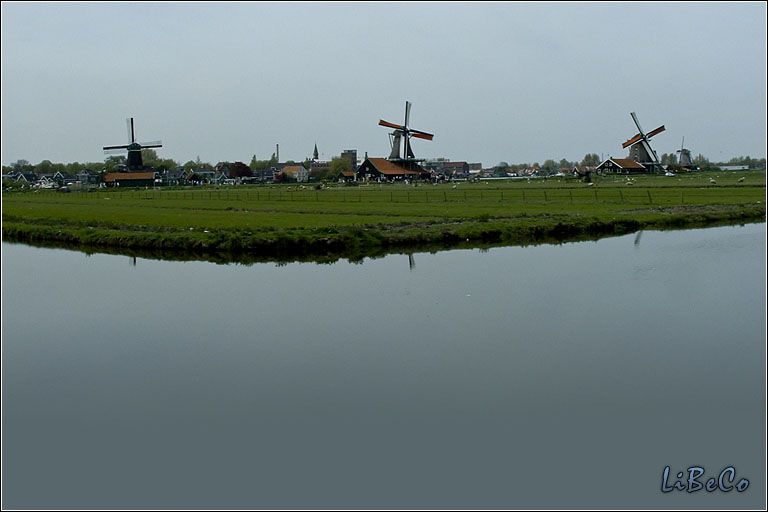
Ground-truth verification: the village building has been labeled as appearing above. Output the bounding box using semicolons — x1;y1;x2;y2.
51;171;78;187
596;158;647;174
214;162;232;177
15;172;38;184
355;157;430;182
103;171;158;188
336;169;356;182
160;168;187;186
252;168;275;182
340;149;358;170
78;169;100;185
279;164;308;182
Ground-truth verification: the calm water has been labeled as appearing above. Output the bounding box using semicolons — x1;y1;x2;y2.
2;224;766;510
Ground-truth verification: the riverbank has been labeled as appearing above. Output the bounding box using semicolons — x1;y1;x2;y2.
3;172;765;263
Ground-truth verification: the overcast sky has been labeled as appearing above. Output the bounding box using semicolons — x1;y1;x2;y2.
1;1;766;168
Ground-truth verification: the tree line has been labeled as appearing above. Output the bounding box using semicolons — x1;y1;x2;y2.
3;151;765;178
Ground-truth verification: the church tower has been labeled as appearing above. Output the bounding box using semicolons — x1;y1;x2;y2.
313;143;319;161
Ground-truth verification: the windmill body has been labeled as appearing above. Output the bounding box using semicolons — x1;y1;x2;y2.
103;118;163;170
622;112;665;173
677;137;695;168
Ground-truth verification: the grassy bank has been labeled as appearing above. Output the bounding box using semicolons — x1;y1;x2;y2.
3;170;765;263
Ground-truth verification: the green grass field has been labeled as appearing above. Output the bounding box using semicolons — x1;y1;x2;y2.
3;170;765;263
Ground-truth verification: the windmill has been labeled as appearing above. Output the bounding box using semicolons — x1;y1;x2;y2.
378;101;434;161
622;112;665;172
103;118;162;170
677;137;694;168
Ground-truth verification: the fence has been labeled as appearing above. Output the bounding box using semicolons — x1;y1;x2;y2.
17;185;752;207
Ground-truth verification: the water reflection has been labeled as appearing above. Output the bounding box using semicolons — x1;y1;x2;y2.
2;224;765;510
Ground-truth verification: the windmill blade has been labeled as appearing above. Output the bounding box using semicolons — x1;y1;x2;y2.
410;127;434;137
103;144;130;150
630;112;645;135
411;131;434;141
641;139;659;164
126;118;136;143
104;148;128;154
680;136;685;153
379;119;403;130
646;125;665;139
404;101;412;129
139;141;163;147
622;133;643;148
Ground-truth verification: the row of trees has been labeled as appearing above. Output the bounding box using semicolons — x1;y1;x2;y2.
493;154;603;174
725;156;766;168
4;150;766;180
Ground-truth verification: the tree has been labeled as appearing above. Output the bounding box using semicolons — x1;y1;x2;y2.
580;154;600;167
274;171;291;183
230;161;252;178
141;148;159;163
693;153;710;166
11;159;31;173
330;157;351;178
104;155;126;172
35;160;54;175
65;162;86;174
542;159;559;173
154;159;178;173
250;155;272;170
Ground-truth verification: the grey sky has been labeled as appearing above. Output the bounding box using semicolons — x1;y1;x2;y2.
1;1;765;168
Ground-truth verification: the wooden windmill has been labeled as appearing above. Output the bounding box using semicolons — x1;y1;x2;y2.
622;112;665;172
103;118;163;170
677;137;693;168
379;101;434;161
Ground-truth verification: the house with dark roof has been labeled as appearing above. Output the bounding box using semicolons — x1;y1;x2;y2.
103;172;158;188
15;172;38;184
186;169;222;185
441;161;470;178
78;169;99;185
252;168;275;182
52;171;78;186
355;157;430;182
596;158;647;174
214;162;232;177
161;168;187;186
